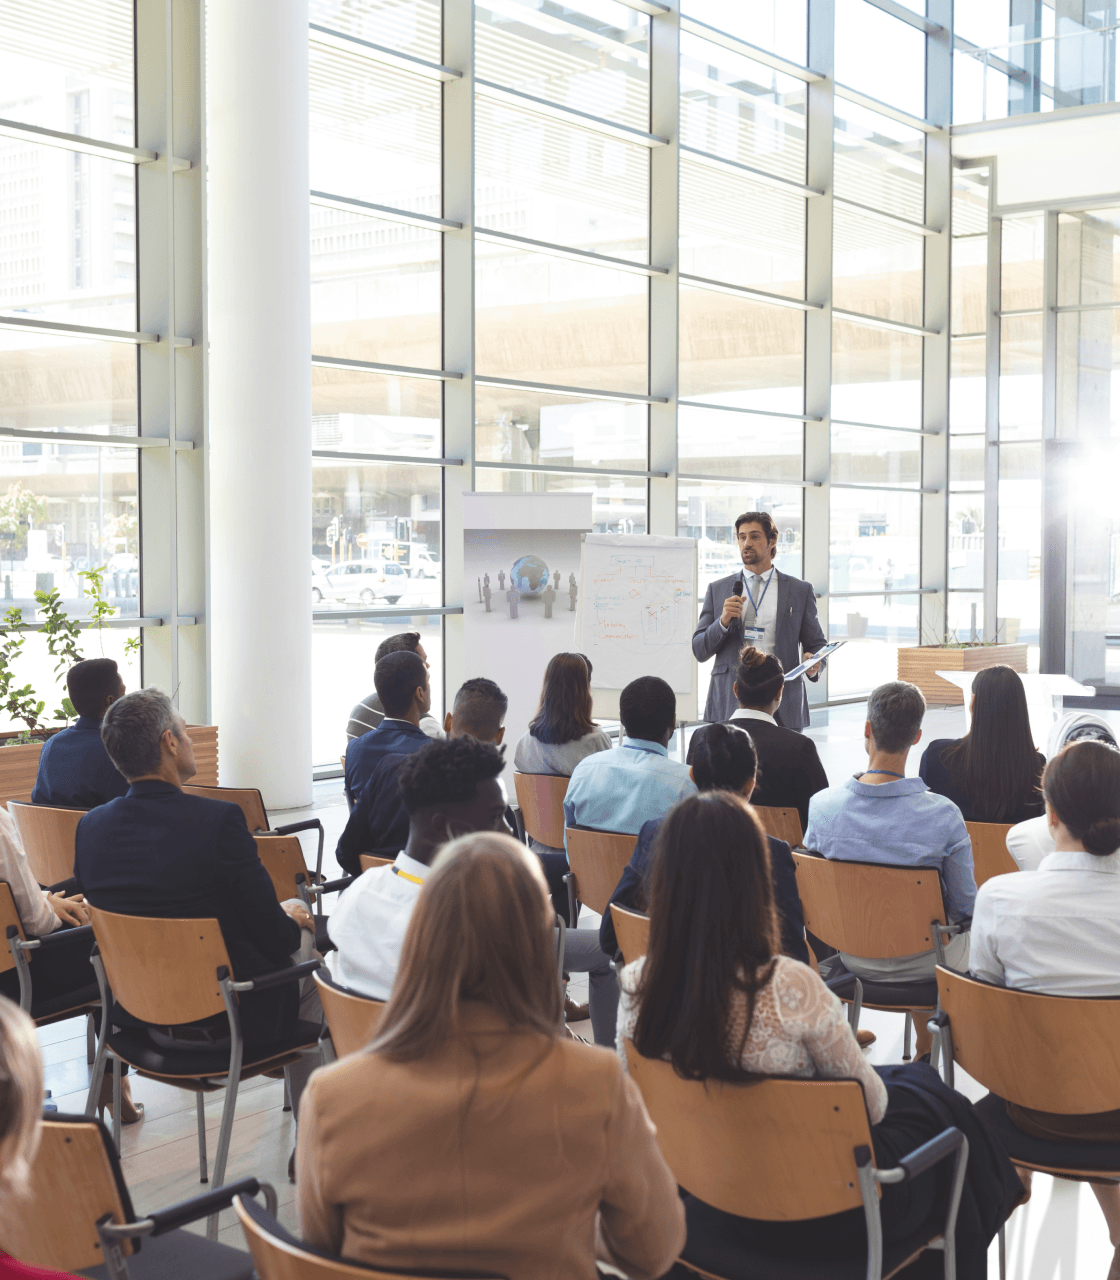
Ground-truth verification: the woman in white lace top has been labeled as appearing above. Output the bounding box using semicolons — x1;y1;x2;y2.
619;791;1022;1272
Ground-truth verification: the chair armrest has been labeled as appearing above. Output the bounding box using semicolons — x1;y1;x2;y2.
47;876;79;895
275;818;325;881
221;958;321;993
100;1179;277;1240
34;924;93;950
877;1126;965;1184
316;876;353;895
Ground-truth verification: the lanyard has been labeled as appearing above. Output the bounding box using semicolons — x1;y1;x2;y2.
393;866;424;885
743;569;774;620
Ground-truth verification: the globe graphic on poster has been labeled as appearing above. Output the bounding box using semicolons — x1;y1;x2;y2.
510;555;550;596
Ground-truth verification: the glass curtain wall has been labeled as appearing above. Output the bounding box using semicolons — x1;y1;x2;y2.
306;0;956;763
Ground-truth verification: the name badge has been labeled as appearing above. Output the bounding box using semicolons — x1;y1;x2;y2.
742;625;766;643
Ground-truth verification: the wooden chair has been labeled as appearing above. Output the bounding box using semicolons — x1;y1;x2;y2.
512;772;569;847
8;801;86;887
235;1191;510;1280
934;967;1120;1279
255;834;350;933
359;854;394;872
753;805;804;848
83;906;321;1233
624;1040;967;1280
792;852;962;1061
609;903;649;965
0;1112;272;1279
2;881;99;1027
314;968;385;1059
965;821;1018;887
185;784;326;881
563;826;636;923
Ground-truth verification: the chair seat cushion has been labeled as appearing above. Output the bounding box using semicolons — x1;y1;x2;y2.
79;1227;255;1280
974;1093;1120;1175
823;966;938;1011
107;1019;322;1079
30;982;101;1021
681;1195;939;1280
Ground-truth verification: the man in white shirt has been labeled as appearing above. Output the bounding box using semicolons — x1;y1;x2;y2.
328;737;508;999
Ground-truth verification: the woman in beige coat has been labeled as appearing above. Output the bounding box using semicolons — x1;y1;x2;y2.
297;831;684;1280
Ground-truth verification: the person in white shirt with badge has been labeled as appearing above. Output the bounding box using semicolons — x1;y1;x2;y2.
692;510;827;730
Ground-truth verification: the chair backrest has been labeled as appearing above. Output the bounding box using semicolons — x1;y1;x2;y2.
753;805;804;848
792;852;946;959
86;905;232;1025
512;773;569;848
564;827;636;916
235;1192;508;1279
938;966;1120;1114
0;879;25;974
314;970;386;1057
359;854;394;873
256;834;310;903
624;1041;873;1221
8;801;85;887
610;903;649;965
965;820;1018;887
184;784;269;832
0;1115;135;1271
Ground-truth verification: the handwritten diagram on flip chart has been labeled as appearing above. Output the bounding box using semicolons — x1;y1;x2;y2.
576;533;697;703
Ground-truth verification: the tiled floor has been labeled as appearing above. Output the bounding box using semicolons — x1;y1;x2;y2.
35;722;1120;1275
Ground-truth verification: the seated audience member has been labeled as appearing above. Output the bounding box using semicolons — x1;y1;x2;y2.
335;678;509;877
31;658;128;809
618;792;1021;1272
563;675;695;837
300;833;685;1279
345;631;443;743
919;664;1045;824
971;740;1120;1260
328;737;507;1000
343;650;432;806
0;997;80;1279
513;652;611;919
601;722;808;965
721;645;828;832
804;680;974;1057
1006;713;1118;871
74;689;320;1118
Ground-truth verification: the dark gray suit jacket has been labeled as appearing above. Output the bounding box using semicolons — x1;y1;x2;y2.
691;569;827;729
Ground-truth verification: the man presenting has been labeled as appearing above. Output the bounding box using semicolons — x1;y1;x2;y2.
692;510;825;730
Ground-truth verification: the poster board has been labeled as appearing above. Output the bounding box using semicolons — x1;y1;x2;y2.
575;533;698;723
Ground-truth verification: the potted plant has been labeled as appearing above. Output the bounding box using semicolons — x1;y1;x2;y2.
896;622;1029;707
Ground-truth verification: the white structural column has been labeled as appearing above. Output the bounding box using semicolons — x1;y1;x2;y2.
207;0;312;806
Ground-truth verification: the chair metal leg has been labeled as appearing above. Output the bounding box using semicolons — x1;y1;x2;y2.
846;977;864;1033
196;1093;208;1183
998;1223;1006;1280
85;1033;110;1118
282;1073;291;1113
903;1011;912;1061
86;1013;96;1064
112;1056;121;1151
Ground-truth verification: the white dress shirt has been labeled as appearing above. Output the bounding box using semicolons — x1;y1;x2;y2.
720;567;778;656
1005;814;1054;871
970;848;1120;994
728;707;778;728
326;851;430;999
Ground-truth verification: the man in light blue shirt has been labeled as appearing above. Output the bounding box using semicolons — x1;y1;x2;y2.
564;676;696;838
804;680;975;1041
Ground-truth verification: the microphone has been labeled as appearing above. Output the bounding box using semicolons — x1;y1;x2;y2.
731;580;743;598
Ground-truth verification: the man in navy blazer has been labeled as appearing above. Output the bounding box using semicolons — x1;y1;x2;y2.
692;510;826;730
32;658;129;809
343;649;433;806
74;689;316;1047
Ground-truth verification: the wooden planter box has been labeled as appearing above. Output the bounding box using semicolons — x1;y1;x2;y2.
0;723;219;807
896;644;1029;707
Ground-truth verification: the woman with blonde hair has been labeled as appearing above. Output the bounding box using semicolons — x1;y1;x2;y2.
298;832;684;1280
0;996;74;1278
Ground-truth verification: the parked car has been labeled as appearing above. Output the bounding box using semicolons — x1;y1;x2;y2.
312;560;333;605
325;559;409;605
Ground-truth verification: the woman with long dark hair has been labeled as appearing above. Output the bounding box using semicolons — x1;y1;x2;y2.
618;792;1022;1272
724;645;829;831
919;664;1044;823
298;832;685;1278
514;652;611;916
972;740;1120;1264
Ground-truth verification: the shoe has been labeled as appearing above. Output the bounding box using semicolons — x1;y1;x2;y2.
855;1029;876;1048
563;994;590;1023
288;1149;296;1184
97;1075;145;1125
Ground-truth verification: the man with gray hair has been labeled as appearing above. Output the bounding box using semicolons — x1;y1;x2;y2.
74;688;322;1115
803;680;975;1058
